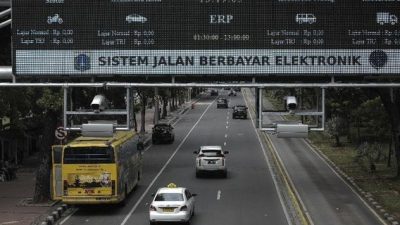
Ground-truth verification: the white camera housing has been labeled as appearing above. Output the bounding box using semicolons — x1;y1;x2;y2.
90;95;109;113
285;96;297;111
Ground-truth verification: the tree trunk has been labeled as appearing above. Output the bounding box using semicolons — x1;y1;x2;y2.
335;135;341;147
140;96;147;134
377;88;400;177
388;137;392;167
162;96;168;119
133;112;137;132
33;111;57;203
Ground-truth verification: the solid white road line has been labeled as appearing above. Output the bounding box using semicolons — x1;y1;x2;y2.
243;91;292;225
59;208;78;225
120;99;215;225
302;140;387;225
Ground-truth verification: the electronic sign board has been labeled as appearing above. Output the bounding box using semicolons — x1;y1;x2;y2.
11;0;400;76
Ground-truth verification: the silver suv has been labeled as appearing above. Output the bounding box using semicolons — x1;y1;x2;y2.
194;146;229;178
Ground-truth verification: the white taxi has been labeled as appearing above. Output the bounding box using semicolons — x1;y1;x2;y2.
194;146;229;178
149;183;196;225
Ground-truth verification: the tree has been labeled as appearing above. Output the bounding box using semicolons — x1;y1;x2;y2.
32;88;62;203
377;88;400;177
326;116;346;147
137;88;154;133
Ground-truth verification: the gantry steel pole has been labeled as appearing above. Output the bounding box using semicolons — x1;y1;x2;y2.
1;82;400;88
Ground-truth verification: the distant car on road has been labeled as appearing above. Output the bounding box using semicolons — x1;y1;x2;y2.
210;89;218;96
126;14;147;23
152;123;175;144
194;146;229;178
233;87;241;92
232;105;248;119
217;98;228;108
149;183;196;225
228;89;237;96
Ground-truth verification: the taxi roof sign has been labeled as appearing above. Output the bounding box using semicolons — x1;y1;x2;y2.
167;183;177;188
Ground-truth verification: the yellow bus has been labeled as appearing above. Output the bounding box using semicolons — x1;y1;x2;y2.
51;130;143;204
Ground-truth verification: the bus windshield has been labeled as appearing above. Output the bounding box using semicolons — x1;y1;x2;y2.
63;147;115;164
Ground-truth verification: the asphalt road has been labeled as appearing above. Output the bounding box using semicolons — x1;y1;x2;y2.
250;90;385;225
60;91;290;225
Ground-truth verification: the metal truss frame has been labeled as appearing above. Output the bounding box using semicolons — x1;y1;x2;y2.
62;87;134;131
258;88;326;133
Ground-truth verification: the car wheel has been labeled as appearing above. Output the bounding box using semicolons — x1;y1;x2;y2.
150;222;156;225
222;171;228;178
196;171;201;178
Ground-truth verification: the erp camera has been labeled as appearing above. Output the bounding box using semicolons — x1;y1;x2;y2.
90;95;109;113
284;96;297;111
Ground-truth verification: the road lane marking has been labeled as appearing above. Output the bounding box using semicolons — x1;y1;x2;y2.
120;99;215;225
226;125;229;129
217;190;221;200
225;134;228;138
2;221;20;225
302;140;387;225
224;142;226;146
243;91;293;225
59;208;78;225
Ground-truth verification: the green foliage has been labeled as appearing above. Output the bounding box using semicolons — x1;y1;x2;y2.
36;88;63;112
354;97;390;140
326;116;347;146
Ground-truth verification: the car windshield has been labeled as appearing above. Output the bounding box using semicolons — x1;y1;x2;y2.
154;125;169;131
155;193;184;201
201;150;223;157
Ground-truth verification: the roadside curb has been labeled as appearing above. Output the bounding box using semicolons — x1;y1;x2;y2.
304;138;396;225
37;203;69;225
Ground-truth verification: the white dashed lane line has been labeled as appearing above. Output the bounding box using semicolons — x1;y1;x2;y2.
217;190;222;200
225;134;228;138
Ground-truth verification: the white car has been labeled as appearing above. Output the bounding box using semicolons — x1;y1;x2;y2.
194;146;229;178
149;183;196;225
126;14;147;23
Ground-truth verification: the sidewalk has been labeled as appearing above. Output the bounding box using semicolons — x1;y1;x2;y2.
0;154;53;225
0;100;194;225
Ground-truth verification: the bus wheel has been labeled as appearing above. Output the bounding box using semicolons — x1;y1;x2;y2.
119;185;128;207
